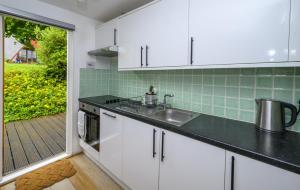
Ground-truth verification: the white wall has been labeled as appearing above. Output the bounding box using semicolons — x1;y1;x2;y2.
5;36;23;60
0;0;101;154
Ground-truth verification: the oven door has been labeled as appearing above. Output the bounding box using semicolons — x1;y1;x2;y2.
84;112;100;152
79;110;100;162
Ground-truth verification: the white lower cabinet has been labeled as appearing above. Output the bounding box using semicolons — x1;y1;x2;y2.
122;116;225;190
99;109;123;179
225;151;300;190
159;130;225;190
99;112;300;190
122;117;160;190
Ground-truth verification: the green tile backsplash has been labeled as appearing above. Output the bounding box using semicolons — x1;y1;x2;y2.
79;69;110;97
80;62;300;132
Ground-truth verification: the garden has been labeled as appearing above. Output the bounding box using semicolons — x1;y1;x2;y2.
4;17;67;123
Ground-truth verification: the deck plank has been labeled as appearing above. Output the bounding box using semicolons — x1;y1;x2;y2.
55;114;66;124
3;113;66;175
3;129;14;174
5;123;29;170
30;119;63;155
49;115;66;131
14;121;41;164
57;113;66;122
43;116;65;139
35;117;66;150
21;120;53;159
55;114;66;128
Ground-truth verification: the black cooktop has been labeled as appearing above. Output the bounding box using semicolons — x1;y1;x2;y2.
79;95;124;105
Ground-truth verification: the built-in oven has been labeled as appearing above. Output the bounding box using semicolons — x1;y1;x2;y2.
78;102;100;160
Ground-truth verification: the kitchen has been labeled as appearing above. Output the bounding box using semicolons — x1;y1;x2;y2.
0;0;300;189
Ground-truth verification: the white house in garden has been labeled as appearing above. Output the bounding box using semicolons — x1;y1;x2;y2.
5;36;37;63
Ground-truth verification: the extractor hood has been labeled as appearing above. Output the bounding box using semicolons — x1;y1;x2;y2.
88;46;118;57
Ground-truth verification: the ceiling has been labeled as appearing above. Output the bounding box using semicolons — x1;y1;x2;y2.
38;0;153;22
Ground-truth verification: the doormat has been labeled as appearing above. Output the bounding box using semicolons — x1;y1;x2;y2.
15;159;77;190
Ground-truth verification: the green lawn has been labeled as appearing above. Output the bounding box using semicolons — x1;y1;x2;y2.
5;62;46;73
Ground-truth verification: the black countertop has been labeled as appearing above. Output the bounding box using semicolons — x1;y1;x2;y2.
79;96;300;175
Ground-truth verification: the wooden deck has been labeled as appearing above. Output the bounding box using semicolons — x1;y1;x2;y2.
3;113;66;175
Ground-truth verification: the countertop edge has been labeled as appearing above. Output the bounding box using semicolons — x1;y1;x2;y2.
79;98;300;175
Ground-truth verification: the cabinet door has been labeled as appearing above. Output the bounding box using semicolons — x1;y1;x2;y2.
159;130;225;190
96;19;118;48
289;0;300;61
118;8;147;69
122;117;160;190
143;0;189;68
99;109;123;179
225;151;300;190
189;0;290;66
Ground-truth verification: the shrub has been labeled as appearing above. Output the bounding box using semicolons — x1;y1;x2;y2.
35;27;67;81
4;66;66;123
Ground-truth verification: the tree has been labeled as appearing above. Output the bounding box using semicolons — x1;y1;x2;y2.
35;27;67;80
5;17;48;50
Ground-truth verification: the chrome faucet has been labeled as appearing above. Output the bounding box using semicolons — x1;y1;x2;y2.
160;94;174;110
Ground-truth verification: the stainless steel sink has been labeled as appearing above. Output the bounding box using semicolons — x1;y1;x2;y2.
151;108;200;126
115;99;200;126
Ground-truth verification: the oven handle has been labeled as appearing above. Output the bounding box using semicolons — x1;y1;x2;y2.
83;113;87;140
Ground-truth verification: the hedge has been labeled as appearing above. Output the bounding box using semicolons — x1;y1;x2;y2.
4;65;66;123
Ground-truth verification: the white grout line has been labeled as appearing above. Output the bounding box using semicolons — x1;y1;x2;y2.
182;72;184;107
212;71;215;115
271;68;275;99
292;67;296;105
237;68;241;120
253;68;257;123
201;70;204;113
224;71;228;117
84;66;298;124
191;71;195;110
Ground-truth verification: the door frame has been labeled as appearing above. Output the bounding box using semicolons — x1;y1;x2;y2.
0;15;4;182
66;31;74;155
0;16;75;184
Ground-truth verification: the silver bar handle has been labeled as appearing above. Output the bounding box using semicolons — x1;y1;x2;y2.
190;37;194;65
103;112;117;119
114;28;117;45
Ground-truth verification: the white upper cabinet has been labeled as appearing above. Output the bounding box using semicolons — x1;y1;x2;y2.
95;19;118;48
118;0;189;69
118;5;147;69
122;117;160;190
159;130;225;190
142;0;189;68
289;0;300;61
189;0;290;66
99;109;123;179
225;151;300;190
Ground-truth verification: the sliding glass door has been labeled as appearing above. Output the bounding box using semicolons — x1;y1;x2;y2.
2;15;68;177
0;15;4;181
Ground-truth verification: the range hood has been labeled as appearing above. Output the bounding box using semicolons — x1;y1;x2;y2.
88;46;118;57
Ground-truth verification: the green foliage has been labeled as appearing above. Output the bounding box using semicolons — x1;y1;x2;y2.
36;27;67;80
4;18;67;122
5;17;48;50
4;63;66;123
